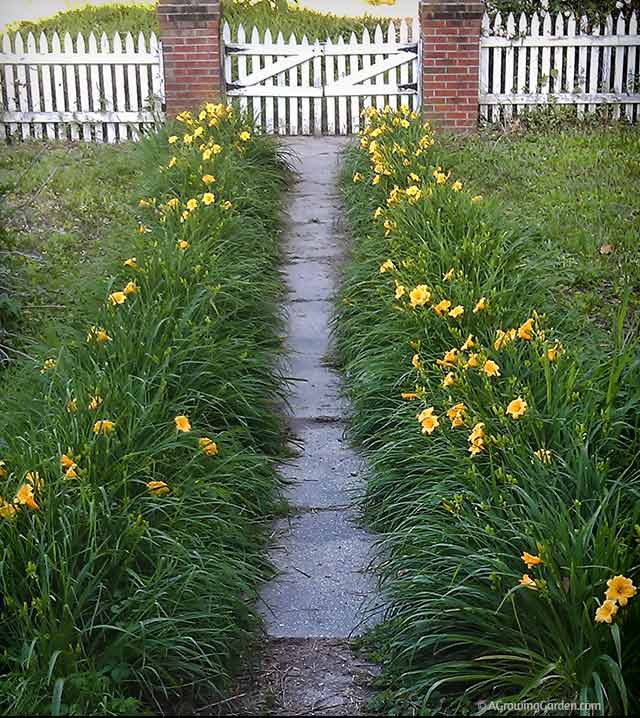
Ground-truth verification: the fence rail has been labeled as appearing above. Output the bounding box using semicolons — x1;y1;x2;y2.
479;10;640;123
222;20;420;136
0;31;163;142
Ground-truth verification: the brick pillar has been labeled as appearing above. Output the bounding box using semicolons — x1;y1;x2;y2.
157;0;223;116
419;0;484;132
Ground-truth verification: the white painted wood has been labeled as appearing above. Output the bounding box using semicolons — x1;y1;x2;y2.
137;32;150;135
325;37;336;134
89;33;103;142
541;14;552;95
14;33;31;139
62;33;79;140
112;33;127;140
516;13;528;116
251;26;263;130
529;12;540;113
2;110;157;122
399;20;410;115
412;17;420;111
576;16;588;117
480;34;640;47
478;10;640;124
237;24;249;117
493;14;503;121
287;32;299;135
149;33;162;117
565;14;576;95
26;33;42;139
601;14;614;98
0;51;159;64
373;24;385;110
553;14;564;94
480;92;640;104
627;13;638;121
223;24;418;134
613;14;625;119
386;21;398;113
504;14;516;121
223;21;232;114
312;38;322;134
350;32;360;134
300;35;311;134
77;33;91;140
2;35;18;138
125;33;139;140
276;31;287;134
336;35;347;134
263;28;274;134
100;34;116;142
479;13;491;121
588;23;600;113
39;33;55;139
360;29;372;115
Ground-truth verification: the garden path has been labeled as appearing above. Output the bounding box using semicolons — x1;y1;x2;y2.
240;138;382;715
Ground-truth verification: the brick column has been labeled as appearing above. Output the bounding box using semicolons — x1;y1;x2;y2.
419;0;484;132
157;0;223;116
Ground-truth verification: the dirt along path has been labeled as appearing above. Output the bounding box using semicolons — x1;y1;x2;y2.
238;137;383;716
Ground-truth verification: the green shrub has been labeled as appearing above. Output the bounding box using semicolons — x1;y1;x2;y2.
3;1;393;41
0;106;290;714
336;108;640;715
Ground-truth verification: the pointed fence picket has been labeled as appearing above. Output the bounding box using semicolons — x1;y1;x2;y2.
480;10;640;124
222;20;419;135
0;30;162;141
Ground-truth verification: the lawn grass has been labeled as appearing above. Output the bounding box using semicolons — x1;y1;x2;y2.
0;108;291;714
3;1;394;41
431;125;640;353
0;142;142;361
336;111;640;715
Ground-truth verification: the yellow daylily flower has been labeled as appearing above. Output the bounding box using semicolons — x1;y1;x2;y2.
175;415;191;433
147;480;170;496
199;437;219;456
595;599;618;623
93;419;114;434
506;397;527;419
605;575;637;606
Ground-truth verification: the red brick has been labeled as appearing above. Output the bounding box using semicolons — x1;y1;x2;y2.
418;0;483;132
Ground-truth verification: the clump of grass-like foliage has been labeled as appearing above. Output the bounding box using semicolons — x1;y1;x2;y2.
336;107;640;715
0;106;290;715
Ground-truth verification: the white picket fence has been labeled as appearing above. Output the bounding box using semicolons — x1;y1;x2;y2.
0;31;163;141
222;19;420;135
480;11;640;123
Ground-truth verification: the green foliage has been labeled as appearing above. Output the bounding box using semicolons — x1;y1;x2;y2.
0;108;290;714
487;0;639;18
222;0;392;40
4;3;159;39
336;109;640;714
0;143;143;359
3;1;392;41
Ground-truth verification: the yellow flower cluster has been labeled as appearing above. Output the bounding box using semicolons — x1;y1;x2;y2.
0;468;43;518
595;575;637;624
352;111;569;470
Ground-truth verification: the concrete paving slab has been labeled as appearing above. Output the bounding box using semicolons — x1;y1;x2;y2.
284;260;337;302
258;136;379;646
281;421;364;508
259;510;379;638
286;299;332;356
285;357;347;419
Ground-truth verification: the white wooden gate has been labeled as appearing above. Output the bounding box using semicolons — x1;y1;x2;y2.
222;20;420;135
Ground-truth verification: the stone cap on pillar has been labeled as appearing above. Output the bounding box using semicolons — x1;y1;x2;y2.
419;0;485;21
